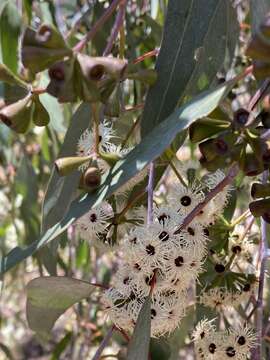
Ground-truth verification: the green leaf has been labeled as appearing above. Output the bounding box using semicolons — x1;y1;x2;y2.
127;296;151;360
0;1;21;74
0;77;237;274
141;0;238;136
26;276;94;339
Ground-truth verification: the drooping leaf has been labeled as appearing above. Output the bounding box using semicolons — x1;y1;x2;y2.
127;296;151;360
0;1;21;74
26;276;95;339
141;0;238;137
0;77;238;274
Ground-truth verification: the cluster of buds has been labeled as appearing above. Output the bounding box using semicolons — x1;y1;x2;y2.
100;168;231;337
193;319;256;359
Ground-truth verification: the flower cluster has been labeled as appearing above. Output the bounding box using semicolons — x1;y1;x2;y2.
193;319;256;359
101;168;231;337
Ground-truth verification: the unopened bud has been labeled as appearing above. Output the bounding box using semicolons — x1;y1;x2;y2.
249;198;270;217
55;156;91;176
251;182;270;199
0;94;33;133
32;96;50;126
83;167;101;189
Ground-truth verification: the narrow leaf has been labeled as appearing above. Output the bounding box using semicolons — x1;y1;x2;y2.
26;276;94;339
141;0;238;136
0;1;21;74
127;296;151;360
0;77;237;274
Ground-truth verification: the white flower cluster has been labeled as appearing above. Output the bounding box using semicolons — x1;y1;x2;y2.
101;169;231;337
193;319;256;359
199;282;257;310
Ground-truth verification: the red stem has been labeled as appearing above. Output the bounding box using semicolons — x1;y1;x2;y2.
73;0;123;53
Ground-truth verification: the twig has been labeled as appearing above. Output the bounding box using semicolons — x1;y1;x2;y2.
147;162;155;224
73;0;123;52
115;326;130;342
103;1;126;56
92;103;100;156
121;116;141;147
248;78;270;112
31;88;47;95
91;325;115;360
175;163;239;233
252;170;269;360
133;48;160;64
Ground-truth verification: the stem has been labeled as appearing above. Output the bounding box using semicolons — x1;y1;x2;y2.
252;170;269;360
133;48;160;64
31;88;47;95
230;209;251;228
103;1;126;56
175;163;239;233
115;326;130;342
91;325;115;360
121;116;141;147
73;0;123;53
92;103;100;156
147;162;155;225
167;157;188;187
115;189;145;222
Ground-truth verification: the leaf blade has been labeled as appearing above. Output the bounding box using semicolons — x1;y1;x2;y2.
26;276;94;339
127;296;151;360
141;0;238;136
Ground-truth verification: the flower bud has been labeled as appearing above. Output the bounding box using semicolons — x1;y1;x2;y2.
21;27;72;74
233;108;250;128
0;94;33;133
251;182;270;199
47;59;77;103
249;198;270;217
190;118;230;143
83;167;101;190
36;24;68;49
55;156;91;176
32;96;50;127
240;152;264;176
259;109;270;128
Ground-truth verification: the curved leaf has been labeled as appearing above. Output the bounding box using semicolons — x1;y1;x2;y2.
0;77;238;274
26;276;94;339
141;0;238;136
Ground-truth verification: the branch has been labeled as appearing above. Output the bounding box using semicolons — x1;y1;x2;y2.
147;162;155;224
92;325;115;360
103;1;126;56
175;163;239;233
73;0;123;53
